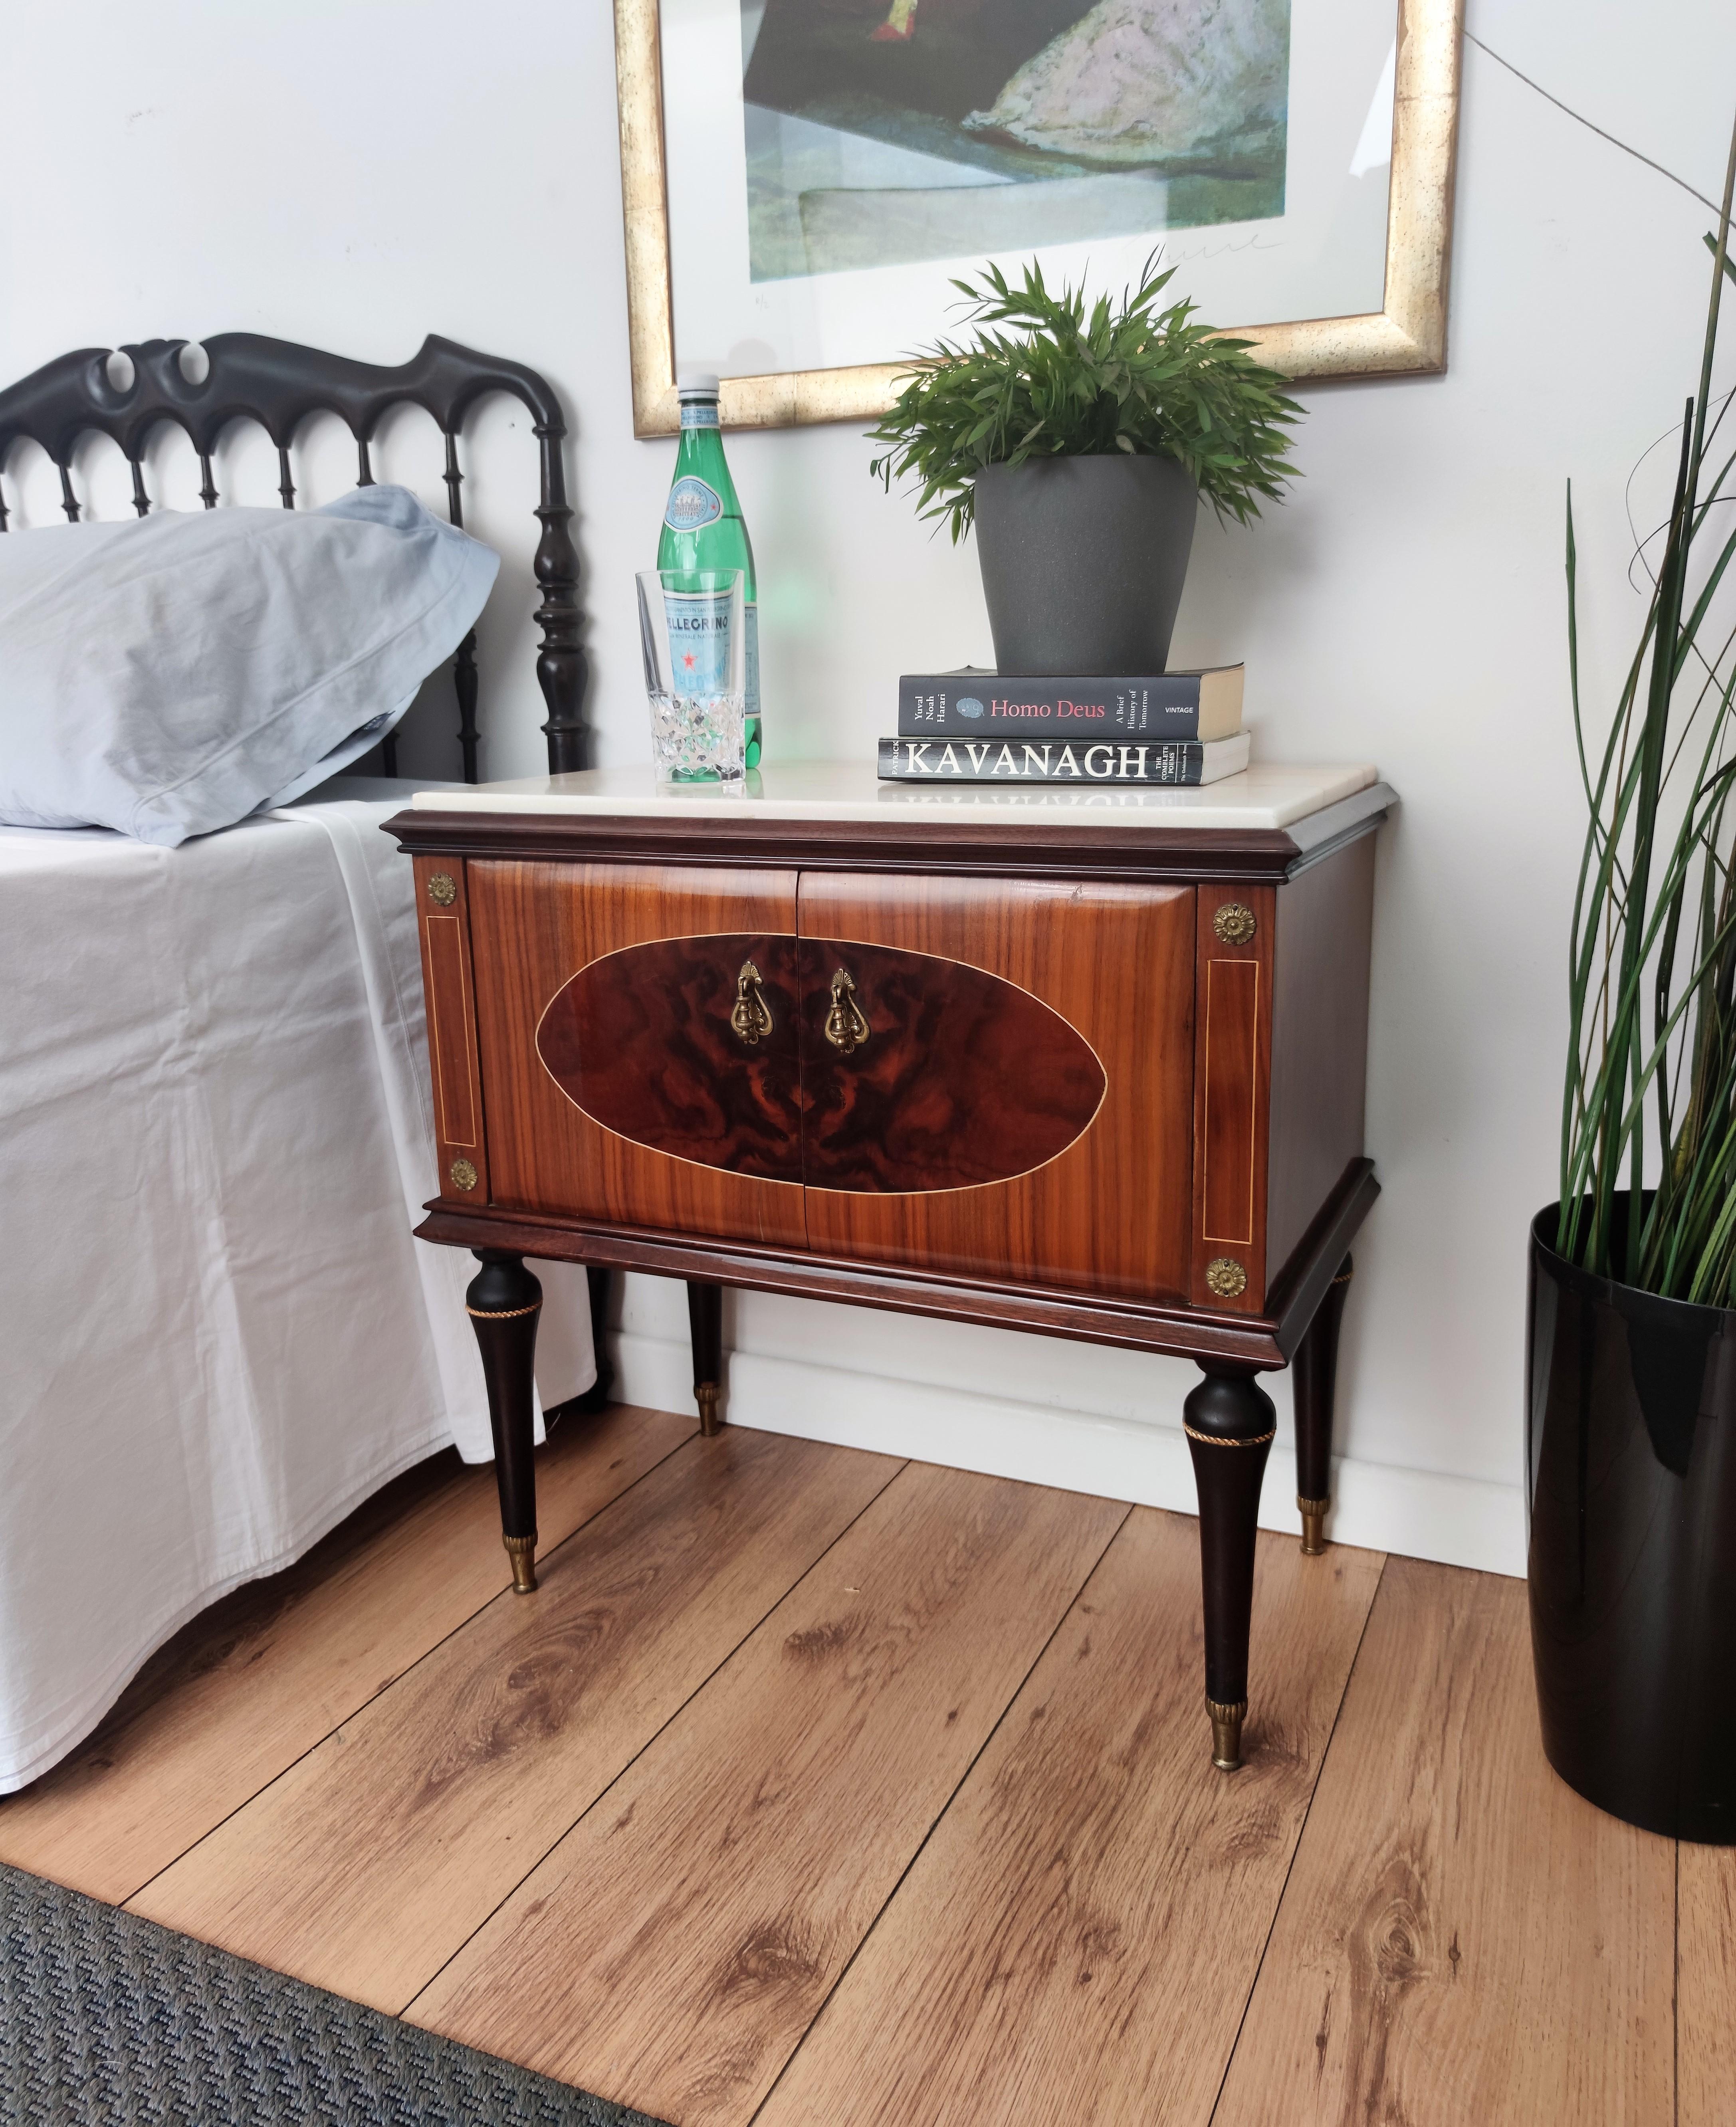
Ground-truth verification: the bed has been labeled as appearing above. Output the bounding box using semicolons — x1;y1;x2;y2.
0;333;600;1792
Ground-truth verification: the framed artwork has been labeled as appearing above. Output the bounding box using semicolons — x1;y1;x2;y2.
615;0;1463;437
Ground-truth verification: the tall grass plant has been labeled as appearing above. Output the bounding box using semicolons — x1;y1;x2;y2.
1560;115;1736;1301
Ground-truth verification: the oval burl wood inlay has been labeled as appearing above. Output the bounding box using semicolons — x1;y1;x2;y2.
537;934;803;1182
537;933;1103;1194
801;939;1105;1193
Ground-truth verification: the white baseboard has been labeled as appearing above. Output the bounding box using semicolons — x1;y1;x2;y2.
606;1328;1528;1579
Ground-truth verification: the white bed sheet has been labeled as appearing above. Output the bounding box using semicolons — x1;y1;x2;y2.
0;794;595;1792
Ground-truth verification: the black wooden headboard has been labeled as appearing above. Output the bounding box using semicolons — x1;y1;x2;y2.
0;333;587;778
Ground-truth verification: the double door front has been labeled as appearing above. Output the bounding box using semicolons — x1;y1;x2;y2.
463;860;1195;1302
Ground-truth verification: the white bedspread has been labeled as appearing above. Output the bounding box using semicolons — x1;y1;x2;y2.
0;795;595;1792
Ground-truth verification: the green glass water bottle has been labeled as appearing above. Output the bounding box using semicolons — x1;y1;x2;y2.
658;376;761;767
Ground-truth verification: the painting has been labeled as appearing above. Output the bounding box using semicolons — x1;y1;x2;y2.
614;0;1463;434
743;0;1293;281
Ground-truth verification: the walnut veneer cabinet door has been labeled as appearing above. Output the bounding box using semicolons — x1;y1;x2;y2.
799;873;1195;1299
465;861;806;1248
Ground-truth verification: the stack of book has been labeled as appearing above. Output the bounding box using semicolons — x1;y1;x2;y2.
878;665;1247;786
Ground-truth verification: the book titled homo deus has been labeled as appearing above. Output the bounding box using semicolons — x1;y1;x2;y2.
898;664;1244;741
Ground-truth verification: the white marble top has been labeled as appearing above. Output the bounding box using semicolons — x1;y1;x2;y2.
412;760;1381;832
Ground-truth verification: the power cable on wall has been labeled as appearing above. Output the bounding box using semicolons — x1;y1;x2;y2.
1464;27;1722;217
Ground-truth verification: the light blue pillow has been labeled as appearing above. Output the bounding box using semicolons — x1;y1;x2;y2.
0;485;498;844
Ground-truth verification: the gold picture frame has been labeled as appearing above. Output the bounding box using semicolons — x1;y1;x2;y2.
615;0;1463;439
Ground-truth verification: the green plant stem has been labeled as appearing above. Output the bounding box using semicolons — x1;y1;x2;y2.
1560;105;1736;1299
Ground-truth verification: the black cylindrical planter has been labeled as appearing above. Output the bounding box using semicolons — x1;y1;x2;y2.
973;454;1197;674
1527;1200;1736;1842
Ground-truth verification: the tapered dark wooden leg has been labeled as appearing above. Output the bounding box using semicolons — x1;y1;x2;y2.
687;1280;724;1436
467;1250;542;1593
1292;1254;1353;1556
1185;1366;1276;1771
586;1264;614;1399
574;1266;618;1415
540;1265;615;1427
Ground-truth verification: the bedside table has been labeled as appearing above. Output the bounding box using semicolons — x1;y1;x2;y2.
387;761;1392;1769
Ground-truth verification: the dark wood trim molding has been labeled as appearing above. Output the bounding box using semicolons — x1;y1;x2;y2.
415;1158;1377;1372
384;785;1394;885
1262;1160;1379;1359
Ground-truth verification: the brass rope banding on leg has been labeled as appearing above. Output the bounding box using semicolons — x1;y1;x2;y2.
466;1300;543;1320
1331;1269;1354;1287
1183;1424;1276;1447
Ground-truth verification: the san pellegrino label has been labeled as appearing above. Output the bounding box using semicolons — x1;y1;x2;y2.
661;587;735;699
658;384;760;766
664;476;723;532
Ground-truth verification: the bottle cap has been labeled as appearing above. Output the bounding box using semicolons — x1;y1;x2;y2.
676;372;721;398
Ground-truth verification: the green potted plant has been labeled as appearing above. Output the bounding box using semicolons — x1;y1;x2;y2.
1529;125;1736;1842
867;255;1300;674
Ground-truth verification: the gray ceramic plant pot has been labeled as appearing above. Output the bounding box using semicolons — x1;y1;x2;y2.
973;454;1198;675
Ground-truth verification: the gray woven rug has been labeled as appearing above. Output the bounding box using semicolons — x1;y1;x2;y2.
0;1865;669;2127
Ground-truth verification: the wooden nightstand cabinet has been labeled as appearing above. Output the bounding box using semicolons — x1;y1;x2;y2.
390;766;1391;1770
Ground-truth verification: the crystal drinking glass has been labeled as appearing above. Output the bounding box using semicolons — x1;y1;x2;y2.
637;568;747;786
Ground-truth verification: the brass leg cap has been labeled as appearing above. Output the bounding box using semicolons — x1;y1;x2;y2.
696;1382;723;1438
1207;1696;1247;1772
503;1532;538;1594
1298;1495;1331;1557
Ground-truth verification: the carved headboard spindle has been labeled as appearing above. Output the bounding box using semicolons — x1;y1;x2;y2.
440;429;481;784
0;333;590;779
440;432;464;529
532;426;585;776
359;426;389;767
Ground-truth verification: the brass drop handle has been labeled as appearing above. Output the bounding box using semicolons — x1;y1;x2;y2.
730;959;774;1047
824;966;871;1055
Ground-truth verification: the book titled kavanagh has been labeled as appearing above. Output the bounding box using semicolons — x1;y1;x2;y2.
877;731;1252;788
898;664;1244;742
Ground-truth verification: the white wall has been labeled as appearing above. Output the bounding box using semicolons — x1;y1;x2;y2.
6;0;1733;1576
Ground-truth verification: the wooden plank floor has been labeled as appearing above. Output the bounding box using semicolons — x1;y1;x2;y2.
1211;1558;1676;2126
409;1462;1128;2124
1678;1844;1736;2127
2;1402;1724;2124
127;1426;899;2010
757;1509;1382;2127
0;1403;693;1905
